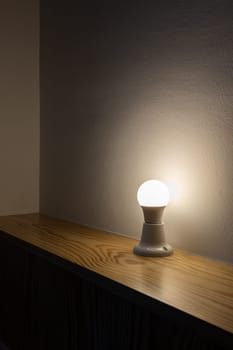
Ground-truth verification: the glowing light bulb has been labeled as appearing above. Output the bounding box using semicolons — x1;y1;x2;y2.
137;180;170;207
134;179;173;257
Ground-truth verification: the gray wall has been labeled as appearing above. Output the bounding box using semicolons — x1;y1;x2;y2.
40;0;233;263
0;0;39;214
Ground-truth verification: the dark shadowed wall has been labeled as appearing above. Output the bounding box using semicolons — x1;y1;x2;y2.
40;0;233;263
0;0;39;214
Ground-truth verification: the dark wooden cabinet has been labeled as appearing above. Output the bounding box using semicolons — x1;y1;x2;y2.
0;215;232;350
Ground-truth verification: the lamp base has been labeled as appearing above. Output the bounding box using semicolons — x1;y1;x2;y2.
133;222;173;257
134;243;173;257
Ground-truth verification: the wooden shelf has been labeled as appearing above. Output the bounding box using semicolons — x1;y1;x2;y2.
0;213;232;335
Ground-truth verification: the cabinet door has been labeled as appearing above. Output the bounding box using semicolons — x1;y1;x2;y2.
28;256;75;350
0;233;29;350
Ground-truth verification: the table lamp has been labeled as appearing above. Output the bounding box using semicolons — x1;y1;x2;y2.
134;179;173;257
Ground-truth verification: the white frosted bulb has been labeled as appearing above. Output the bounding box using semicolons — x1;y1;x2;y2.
137;180;170;207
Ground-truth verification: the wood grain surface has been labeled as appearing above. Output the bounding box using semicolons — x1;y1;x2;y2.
0;213;232;334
